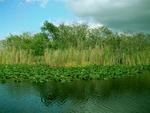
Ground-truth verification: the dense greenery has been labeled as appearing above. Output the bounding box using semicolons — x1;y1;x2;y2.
0;64;149;83
0;20;149;82
0;20;150;66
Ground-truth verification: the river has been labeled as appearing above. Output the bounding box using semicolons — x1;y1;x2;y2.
0;73;150;113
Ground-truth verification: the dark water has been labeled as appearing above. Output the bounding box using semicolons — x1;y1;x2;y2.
0;74;150;113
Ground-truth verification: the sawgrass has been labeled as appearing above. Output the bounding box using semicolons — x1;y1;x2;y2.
0;47;149;66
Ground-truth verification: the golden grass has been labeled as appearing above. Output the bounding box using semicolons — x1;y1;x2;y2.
0;47;149;67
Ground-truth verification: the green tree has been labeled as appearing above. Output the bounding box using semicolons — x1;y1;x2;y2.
31;33;49;56
41;20;59;40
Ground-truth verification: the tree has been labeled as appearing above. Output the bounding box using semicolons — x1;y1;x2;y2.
4;33;33;49
41;20;59;40
31;33;49;56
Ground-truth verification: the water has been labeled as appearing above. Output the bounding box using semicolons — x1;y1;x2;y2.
0;74;150;113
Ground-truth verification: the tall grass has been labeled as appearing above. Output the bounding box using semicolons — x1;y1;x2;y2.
43;47;150;66
0;46;149;67
0;48;35;64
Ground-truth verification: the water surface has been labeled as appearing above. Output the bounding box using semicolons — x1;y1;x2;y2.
0;73;150;113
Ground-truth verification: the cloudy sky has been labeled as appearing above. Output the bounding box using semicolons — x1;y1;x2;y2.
0;0;150;38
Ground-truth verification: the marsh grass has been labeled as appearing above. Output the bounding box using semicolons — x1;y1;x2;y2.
0;48;32;64
0;47;149;67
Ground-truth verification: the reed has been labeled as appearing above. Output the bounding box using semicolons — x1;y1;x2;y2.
0;47;149;67
0;48;33;64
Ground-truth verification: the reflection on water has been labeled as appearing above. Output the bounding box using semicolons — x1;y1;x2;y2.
0;73;150;113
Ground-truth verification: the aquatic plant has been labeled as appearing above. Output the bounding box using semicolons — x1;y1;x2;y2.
0;64;149;83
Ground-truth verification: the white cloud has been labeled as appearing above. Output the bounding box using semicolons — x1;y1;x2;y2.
68;0;150;32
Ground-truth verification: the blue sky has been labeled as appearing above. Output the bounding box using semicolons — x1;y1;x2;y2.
0;0;149;38
0;0;75;38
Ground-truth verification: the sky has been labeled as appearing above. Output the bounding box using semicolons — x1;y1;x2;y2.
69;0;150;33
0;0;150;38
0;0;75;38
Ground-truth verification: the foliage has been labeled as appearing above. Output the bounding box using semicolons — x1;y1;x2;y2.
0;64;149;83
31;33;49;56
41;20;59;40
0;20;149;66
2;32;49;56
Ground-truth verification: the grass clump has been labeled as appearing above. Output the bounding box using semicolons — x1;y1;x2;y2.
0;64;149;83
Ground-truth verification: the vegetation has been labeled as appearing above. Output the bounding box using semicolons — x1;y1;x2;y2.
0;20;149;82
0;21;149;66
0;64;149;83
